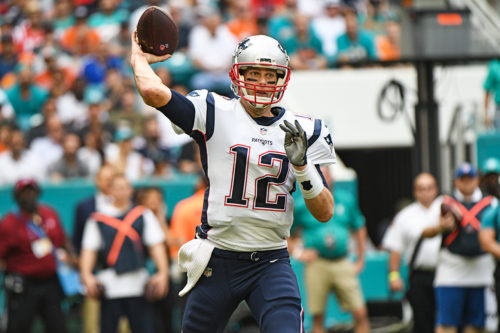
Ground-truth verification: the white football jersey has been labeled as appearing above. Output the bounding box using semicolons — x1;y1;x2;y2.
180;90;336;251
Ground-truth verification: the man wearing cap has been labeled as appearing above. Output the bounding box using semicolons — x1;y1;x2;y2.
422;163;494;333
0;179;72;333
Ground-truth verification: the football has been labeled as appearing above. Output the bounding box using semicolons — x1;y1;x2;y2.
136;6;178;56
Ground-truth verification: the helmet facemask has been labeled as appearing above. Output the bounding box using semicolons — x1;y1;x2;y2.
230;63;290;108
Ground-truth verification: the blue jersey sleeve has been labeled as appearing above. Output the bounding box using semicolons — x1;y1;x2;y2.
156;90;196;134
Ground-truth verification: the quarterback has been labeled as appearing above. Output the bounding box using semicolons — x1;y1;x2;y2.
131;32;335;332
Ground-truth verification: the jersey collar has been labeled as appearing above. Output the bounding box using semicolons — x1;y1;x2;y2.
251;107;286;126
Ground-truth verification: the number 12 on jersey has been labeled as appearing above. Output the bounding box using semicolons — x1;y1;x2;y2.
225;145;290;211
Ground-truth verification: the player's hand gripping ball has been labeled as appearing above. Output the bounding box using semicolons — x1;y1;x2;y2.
136;6;178;56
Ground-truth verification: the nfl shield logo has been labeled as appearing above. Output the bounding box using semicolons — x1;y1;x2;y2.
260;128;267;135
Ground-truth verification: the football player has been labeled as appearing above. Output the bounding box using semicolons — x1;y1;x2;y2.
131;33;336;332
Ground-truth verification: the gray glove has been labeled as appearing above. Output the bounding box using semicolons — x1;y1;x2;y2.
279;120;308;166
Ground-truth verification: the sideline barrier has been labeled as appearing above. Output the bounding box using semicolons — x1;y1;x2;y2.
0;174;199;236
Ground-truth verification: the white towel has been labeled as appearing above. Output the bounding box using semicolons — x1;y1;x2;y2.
178;239;215;296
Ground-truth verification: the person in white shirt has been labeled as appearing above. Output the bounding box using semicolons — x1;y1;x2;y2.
311;0;346;64
80;173;168;333
382;172;442;333
29;115;64;172
187;5;237;96
0;129;45;185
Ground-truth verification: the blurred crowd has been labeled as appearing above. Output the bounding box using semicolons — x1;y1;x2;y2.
0;0;402;186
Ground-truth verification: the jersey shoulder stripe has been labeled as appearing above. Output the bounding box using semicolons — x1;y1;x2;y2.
206;92;215;140
307;119;322;148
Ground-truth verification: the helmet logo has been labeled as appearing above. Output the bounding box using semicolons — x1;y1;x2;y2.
236;38;251;56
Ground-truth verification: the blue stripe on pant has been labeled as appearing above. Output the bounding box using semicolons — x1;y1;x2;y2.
181;248;303;333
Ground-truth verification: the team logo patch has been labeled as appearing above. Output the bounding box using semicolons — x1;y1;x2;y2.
260;128;267;135
203;267;212;278
301;181;313;191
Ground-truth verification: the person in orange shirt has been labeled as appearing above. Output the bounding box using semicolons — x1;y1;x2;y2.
227;0;258;41
61;6;100;56
376;19;401;61
168;174;207;260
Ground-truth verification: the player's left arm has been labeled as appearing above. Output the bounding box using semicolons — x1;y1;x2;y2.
280;119;334;222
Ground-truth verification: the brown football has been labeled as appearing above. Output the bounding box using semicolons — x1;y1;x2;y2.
136;6;178;56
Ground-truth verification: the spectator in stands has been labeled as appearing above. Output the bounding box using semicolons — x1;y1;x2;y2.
80;173;168;333
188;5;237;96
6;65;49;131
87;0;128;43
0;122;12;154
281;13;327;70
480;157;500;199
479;189;500;333
82;41;125;86
34;45;76;93
27;95;58;145
361;0;398;36
0;88;15;121
382;173;442;333
56;76;88;129
336;9;378;66
48;132;89;181
0;179;73;333
376;19;401;61
251;0;286;19
61;6;100;56
311;0;346;65
52;0;75;40
0;128;45;185
268;0;297;45
422;163;494;333
11;0;46;52
30;114;65;171
104;68;130;112
289;165;369;333
78;130;103;177
136;115;173;177
168;1;193;52
227;0;258;41
483;58;500;130
105;126;154;181
78;88;115;145
108;88;145;134
0;35;18;83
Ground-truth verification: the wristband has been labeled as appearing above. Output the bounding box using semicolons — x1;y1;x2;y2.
388;271;400;282
294;164;324;199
